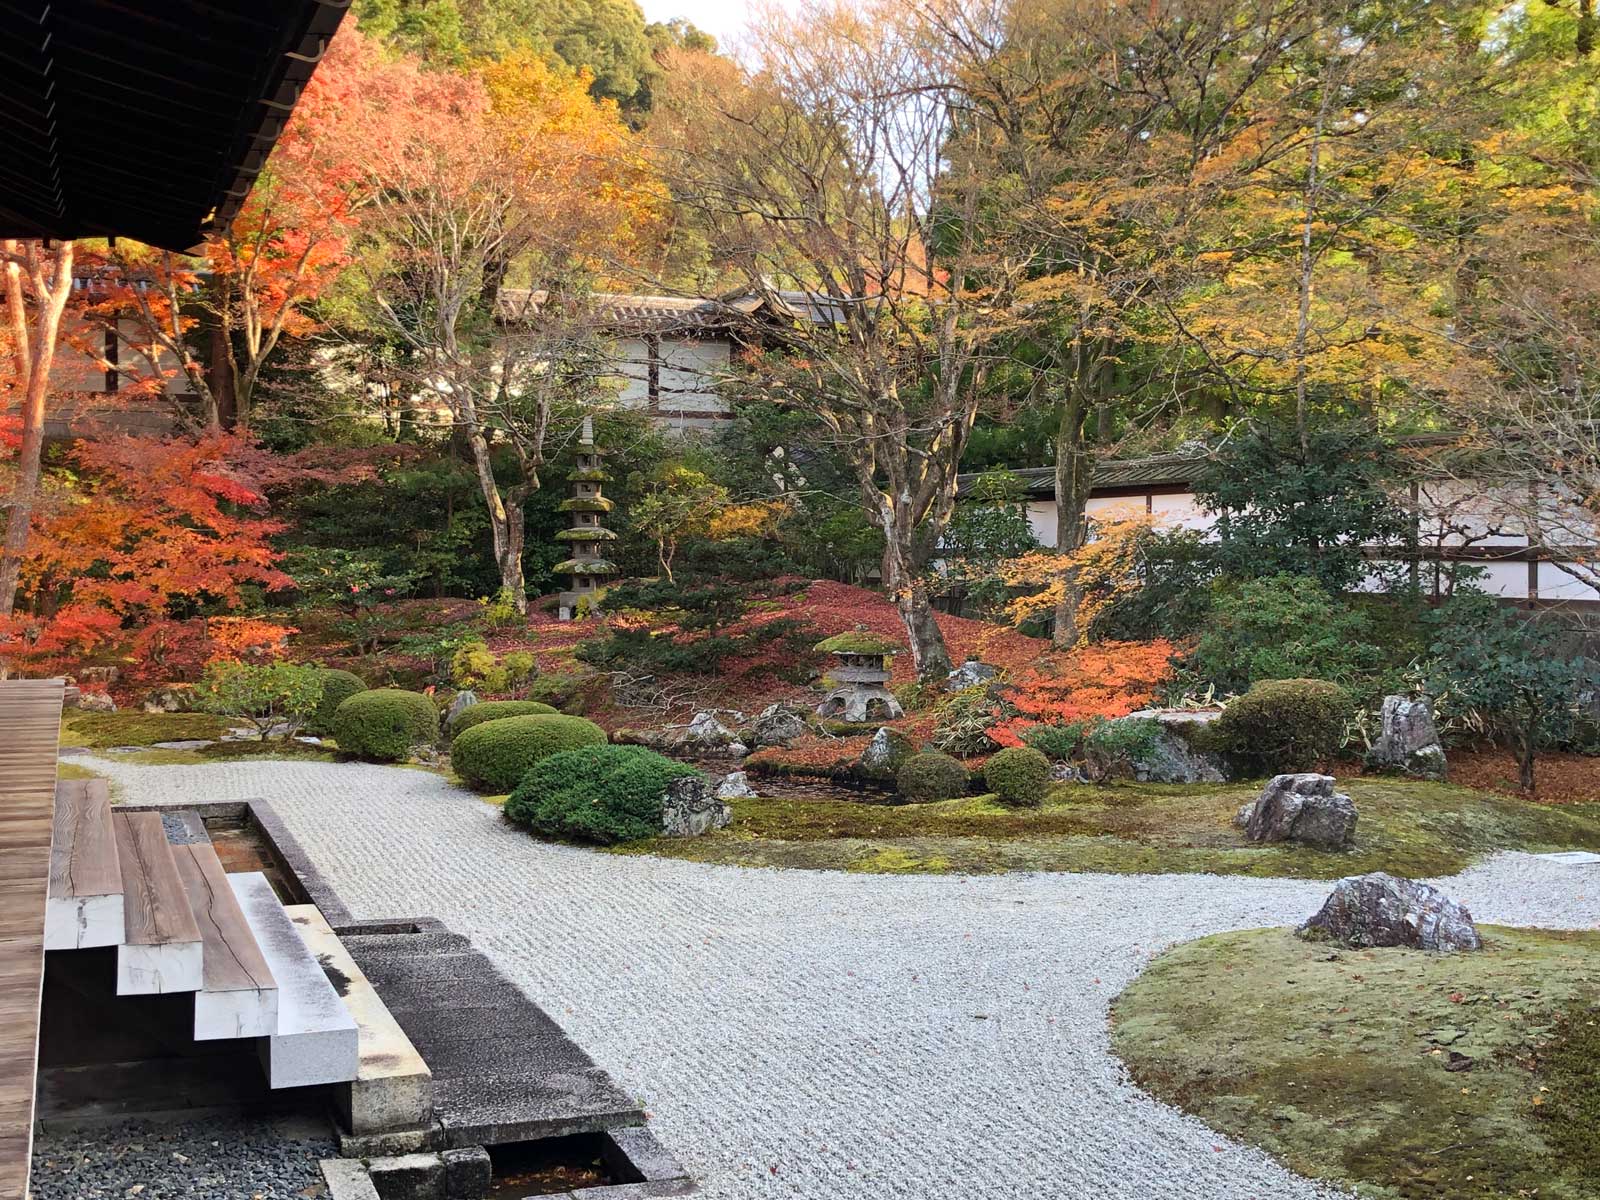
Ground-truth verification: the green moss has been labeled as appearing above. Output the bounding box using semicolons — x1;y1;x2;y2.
847;847;953;873
1111;926;1600;1199
56;762;104;782
552;558;619;574
555;526;619;541
63;711;232;748
813;630;903;655
615;777;1600;877
559;496;615;513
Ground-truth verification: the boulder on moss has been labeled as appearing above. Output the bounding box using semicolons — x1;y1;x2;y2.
1299;872;1481;952
452;713;607;792
447;699;558;740
748;703;809;748
857;727;914;778
662;775;732;837
1366;695;1448;780
1243;773;1357;849
331;689;439;762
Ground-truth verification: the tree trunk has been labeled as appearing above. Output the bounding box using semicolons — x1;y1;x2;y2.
208;322;239;431
883;536;952;680
1;239;74;619
463;424;528;615
1518;708;1537;792
1051;384;1095;649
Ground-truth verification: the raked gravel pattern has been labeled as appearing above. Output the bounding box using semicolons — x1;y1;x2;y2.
87;756;1599;1200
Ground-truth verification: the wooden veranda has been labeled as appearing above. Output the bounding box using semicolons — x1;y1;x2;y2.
0;678;65;1200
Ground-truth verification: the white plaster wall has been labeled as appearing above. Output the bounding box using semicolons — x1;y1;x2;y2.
609;336;651;409
659;338;731;414
1538;561;1600;602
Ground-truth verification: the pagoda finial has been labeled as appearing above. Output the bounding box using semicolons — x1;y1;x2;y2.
580;414;595;446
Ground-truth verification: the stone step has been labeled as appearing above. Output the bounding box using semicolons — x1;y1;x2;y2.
285;904;432;1135
171;842;279;1040
113;812;203;995
227;873;358;1088
45;780;124;951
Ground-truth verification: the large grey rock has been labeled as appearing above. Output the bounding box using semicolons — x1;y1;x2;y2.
857;726;913;777
1366;695;1447;780
749;702;809;748
1244;773;1357;849
945;659;1000;692
140;684;191;713
716;770;757;799
669;711;743;756
74;690;117;713
661;776;732;837
1298;872;1482;951
1116;710;1228;784
445;689;479;730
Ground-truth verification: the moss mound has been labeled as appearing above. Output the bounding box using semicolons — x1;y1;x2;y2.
896;751;970;803
984;746;1051;808
1112;925;1600;1199
305;669;367;736
451;713;607;792
330;689;439;762
64;710;231;748
447;699;558;740
505;744;702;844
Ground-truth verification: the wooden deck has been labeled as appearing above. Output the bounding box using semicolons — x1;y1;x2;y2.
0;678;65;1200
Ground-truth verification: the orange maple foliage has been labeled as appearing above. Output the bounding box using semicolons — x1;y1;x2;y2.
988;639;1176;748
0;434;295;680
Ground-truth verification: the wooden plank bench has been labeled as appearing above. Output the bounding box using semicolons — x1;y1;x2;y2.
230;872;358;1089
173;841;279;1040
45;779;124;950
113;811;203;995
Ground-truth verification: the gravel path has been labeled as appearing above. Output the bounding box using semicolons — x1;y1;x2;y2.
30;1115;332;1199
86;757;1600;1200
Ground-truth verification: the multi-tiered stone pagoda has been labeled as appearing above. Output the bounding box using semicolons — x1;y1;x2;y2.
555;417;618;620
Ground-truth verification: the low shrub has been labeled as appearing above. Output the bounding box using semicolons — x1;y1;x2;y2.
330;689;440;762
447;699;558;740
1215;678;1351;774
896;751;971;803
1082;718;1163;782
451;713;607;792
930;687;1010;756
306;668;367;736
1021;722;1088;762
505;744;703;845
194;661;326;740
450;639;538;694
984;746;1051;807
528;670;589;711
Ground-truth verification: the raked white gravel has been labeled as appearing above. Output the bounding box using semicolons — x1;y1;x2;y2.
86;755;1599;1200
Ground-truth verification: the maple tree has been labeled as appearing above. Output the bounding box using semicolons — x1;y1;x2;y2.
353;40;662;613
0;433;295;680
999;511;1160;644
987;640;1176;749
1;238;76;620
80;27;367;434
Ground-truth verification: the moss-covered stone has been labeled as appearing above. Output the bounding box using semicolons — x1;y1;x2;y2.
1112;925;1600;1199
814;630;903;656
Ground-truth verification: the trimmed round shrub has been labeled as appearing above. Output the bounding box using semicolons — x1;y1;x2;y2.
447;699;558;740
306;669;367;736
505;744;702;844
1215;678;1352;774
330;688;439;762
896;751;971;803
984;746;1052;807
451;713;607;792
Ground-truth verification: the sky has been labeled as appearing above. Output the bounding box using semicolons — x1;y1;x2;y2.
638;0;769;51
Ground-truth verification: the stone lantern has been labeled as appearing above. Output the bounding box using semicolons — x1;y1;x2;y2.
555;416;619;620
814;628;905;722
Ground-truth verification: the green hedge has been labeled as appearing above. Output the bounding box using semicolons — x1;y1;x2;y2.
505;744;702;844
447;699;558;740
330;689;438;762
984;746;1051;807
306;669;368;736
1215;678;1352;774
896;751;970;803
451;713;607;792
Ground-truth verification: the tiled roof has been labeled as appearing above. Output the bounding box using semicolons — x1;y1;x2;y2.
958;447;1211;498
496;288;843;332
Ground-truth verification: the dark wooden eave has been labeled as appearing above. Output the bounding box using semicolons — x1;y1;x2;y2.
0;0;348;252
